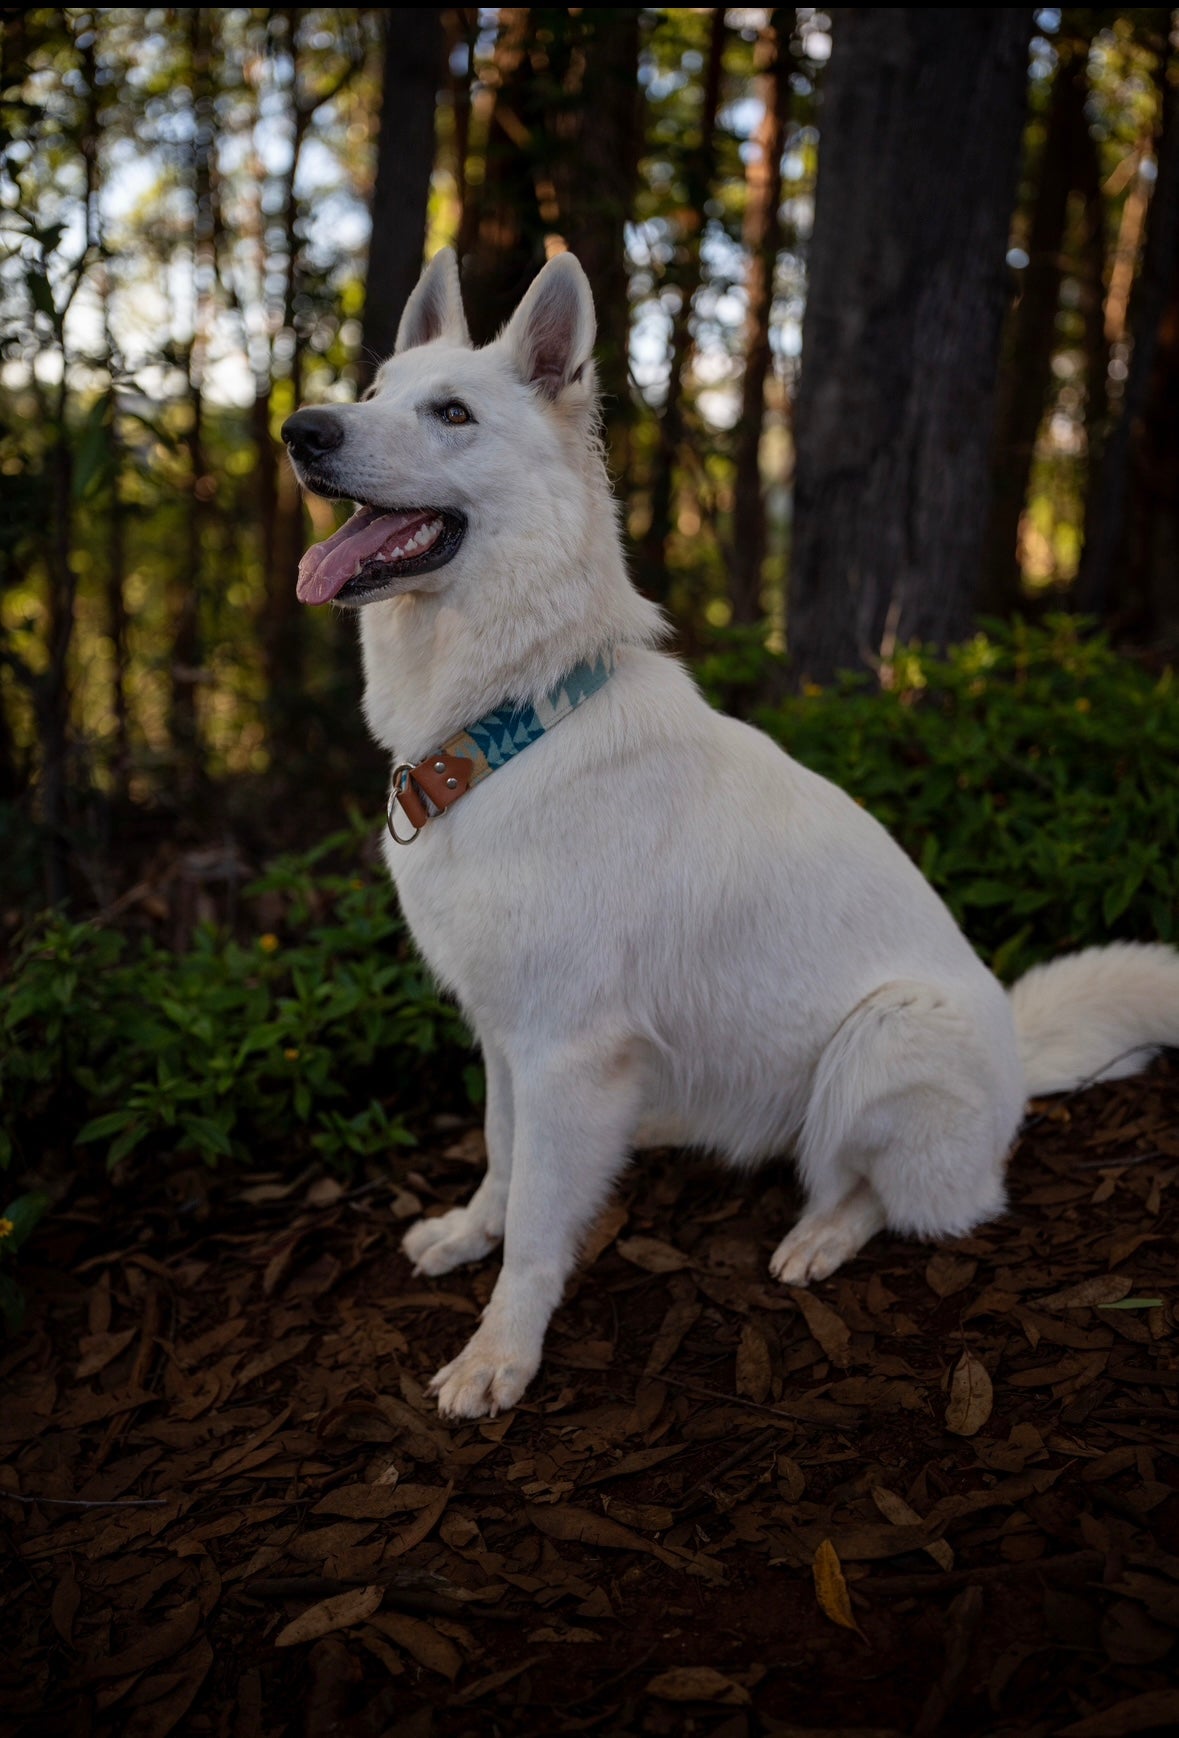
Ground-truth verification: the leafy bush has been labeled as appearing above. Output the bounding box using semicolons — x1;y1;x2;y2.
1;827;474;1175
699;617;1178;979
3;622;1175;1187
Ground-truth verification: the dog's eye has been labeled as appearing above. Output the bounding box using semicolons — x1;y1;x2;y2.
438;400;473;427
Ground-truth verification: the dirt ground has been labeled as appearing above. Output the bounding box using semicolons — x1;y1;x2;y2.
3;1061;1178;1738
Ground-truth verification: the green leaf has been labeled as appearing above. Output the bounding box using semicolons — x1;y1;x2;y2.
1;1192;49;1253
77;1110;136;1143
1097;1297;1164;1310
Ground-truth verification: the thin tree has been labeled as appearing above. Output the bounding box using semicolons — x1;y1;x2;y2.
358;9;444;389
173;6;213;795
639;7;726;597
729;7;792;627
1075;44;1179;622
788;9;1033;686
981;21;1095;617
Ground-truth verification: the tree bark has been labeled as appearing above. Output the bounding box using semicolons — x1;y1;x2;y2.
563;8;642;474
172;6;212;793
460;9;545;346
729;8;792;627
1074;62;1179;621
787;9;1032;686
639;8;726;598
981;27;1092;617
358;9;444;388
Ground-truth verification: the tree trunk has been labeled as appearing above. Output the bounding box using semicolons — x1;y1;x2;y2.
729;8;792;627
460;9;546;346
1074;67;1179;621
787;9;1032;686
262;13;310;740
172;6;212;792
563;9;642;473
639;8;726;599
981;28;1091;617
358;9;444;388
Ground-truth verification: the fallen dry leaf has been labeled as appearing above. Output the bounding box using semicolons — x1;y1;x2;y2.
871;1486;954;1570
945;1350;992;1436
274;1585;383;1648
616;1236;692;1273
366;1610;462;1679
736;1322;772;1403
924;1252;978;1298
646;1667;750;1704
1056;1687;1179;1736
1037;1275;1133;1310
812;1538;863;1636
792;1290;852;1367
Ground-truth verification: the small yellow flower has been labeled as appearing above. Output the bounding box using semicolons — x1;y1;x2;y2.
0;1217;14;1243
284;1047;300;1061
1075;696;1091;713
350;878;364;891
259;933;280;953
803;682;823;699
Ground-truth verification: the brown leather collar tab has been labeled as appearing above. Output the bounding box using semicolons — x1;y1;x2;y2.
393;750;473;834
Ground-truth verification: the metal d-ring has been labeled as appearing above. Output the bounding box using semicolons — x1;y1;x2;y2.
386;765;421;845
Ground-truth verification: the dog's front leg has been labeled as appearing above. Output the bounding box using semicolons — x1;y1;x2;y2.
428;1039;642;1420
403;1038;513;1275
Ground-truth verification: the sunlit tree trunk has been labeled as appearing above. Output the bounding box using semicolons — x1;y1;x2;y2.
730;8;792;628
358;8;443;389
788;9;1032;686
639;7;726;599
39;17;99;901
1075;67;1179;623
173;6;212;793
564;9;641;474
981;27;1092;617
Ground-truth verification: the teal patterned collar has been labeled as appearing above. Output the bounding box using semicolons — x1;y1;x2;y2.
387;651;615;844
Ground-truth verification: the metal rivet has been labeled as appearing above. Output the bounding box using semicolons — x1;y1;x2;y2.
434;760;446;772
445;777;458;789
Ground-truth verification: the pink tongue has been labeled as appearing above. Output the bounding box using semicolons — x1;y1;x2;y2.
297;507;435;605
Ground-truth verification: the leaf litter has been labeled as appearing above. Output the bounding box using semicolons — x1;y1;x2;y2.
1;1058;1177;1735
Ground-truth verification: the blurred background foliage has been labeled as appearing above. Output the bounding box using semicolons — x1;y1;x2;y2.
1;9;1179;1184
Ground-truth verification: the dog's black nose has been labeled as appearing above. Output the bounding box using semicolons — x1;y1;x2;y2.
281;407;345;462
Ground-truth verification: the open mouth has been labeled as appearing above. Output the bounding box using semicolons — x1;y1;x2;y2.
296;504;467;607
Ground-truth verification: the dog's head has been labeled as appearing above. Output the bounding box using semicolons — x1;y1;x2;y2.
283;249;600;608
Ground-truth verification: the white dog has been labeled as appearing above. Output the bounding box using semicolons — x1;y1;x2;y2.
282;249;1179;1420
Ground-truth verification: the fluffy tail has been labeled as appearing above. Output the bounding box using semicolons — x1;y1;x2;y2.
1010;942;1179;1096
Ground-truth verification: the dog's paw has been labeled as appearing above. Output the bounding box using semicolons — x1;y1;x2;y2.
402;1207;502;1277
769;1220;855;1287
428;1332;537;1420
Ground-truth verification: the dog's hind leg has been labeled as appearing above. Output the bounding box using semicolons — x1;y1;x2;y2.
429;1036;644;1419
403;1036;514;1276
770;1179;886;1285
771;980;1021;1288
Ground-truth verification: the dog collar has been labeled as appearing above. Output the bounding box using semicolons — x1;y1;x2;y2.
386;651;615;845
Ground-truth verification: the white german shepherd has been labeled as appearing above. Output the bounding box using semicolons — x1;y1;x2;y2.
283;249;1179;1420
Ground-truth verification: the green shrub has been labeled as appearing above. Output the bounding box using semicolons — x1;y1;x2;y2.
1;826;473;1175
698;617;1179;979
3;622;1175;1186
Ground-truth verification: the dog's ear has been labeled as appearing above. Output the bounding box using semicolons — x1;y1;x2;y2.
503;253;596;399
395;248;470;353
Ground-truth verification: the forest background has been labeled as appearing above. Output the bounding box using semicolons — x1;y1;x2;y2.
2;7;1179;1187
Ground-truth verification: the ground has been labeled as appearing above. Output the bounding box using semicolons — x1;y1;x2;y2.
3;1062;1178;1738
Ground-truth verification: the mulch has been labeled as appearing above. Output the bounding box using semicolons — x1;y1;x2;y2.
2;1061;1178;1738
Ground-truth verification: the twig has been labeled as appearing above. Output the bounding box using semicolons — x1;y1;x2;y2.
656;1371;854;1429
1020;1048;1156;1133
862;1548;1102;1598
237;1574;520;1621
672;1425;779;1519
0;1492;168;1509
